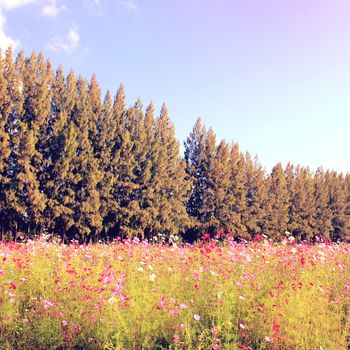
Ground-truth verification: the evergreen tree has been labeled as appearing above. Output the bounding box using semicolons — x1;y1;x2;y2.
327;171;349;241
262;163;289;239
199;127;217;229
152;104;191;237
288;166;315;241
45;69;77;239
72;76;103;239
0;48;19;237
184;117;207;223
242;154;266;238
227;142;247;238
313;167;333;240
12;51;52;236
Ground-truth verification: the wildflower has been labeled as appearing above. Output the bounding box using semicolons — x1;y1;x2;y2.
273;323;280;332
170;308;178;316
149;273;156;282
180;323;187;329
173;334;179;343
265;336;271;342
179;303;188;309
43;299;54;309
119;294;128;301
211;327;219;335
194;314;200;321
108;297;117;304
239;323;245;329
213;344;221;350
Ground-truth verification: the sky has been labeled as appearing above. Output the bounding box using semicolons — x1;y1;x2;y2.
0;0;349;174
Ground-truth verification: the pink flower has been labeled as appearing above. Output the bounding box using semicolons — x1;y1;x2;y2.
273;323;280;332
265;336;271;342
194;314;201;321
170;308;178;316
211;327;219;335
239;323;245;329
173;334;179;343
213;344;221;350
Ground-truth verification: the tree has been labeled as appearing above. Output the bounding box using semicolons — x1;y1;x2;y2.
226;142;247;238
242;153;266;238
327;171;349;241
71;76;103;240
184;117;207;223
313;167;332;240
262;163;289;240
152;104;191;237
44;69;77;239
288;166;315;241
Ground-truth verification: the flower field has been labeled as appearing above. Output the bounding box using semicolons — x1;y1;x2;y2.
0;238;350;349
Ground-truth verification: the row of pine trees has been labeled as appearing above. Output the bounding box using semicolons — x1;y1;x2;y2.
0;49;349;242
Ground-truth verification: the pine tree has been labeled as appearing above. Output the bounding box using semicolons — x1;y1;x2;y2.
226;142;247;238
44;69;77;238
11;51;52;237
0;49;25;238
210;139;232;231
199;127;217;229
288;166;315;241
96;90;116;237
242;153;266;238
184;117;207;222
327;171;349;241
262;163;289;240
313;167;333;240
71;76;103;239
0;48;17;238
152;104;191;237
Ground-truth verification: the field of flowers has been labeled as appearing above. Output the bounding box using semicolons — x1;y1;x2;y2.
0;237;350;350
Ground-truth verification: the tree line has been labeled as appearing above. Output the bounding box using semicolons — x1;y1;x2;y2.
0;49;349;242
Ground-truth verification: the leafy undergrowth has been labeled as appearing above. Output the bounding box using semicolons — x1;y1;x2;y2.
0;238;350;349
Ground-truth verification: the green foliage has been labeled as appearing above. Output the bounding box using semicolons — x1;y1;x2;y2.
1;49;350;242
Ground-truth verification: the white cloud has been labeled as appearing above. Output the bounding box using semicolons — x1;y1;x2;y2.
0;9;19;50
46;27;80;54
0;0;40;51
119;0;138;12
41;0;66;17
0;0;39;11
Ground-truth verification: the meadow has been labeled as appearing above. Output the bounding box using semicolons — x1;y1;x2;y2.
0;237;349;350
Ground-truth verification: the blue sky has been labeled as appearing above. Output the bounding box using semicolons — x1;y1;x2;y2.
0;0;349;174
